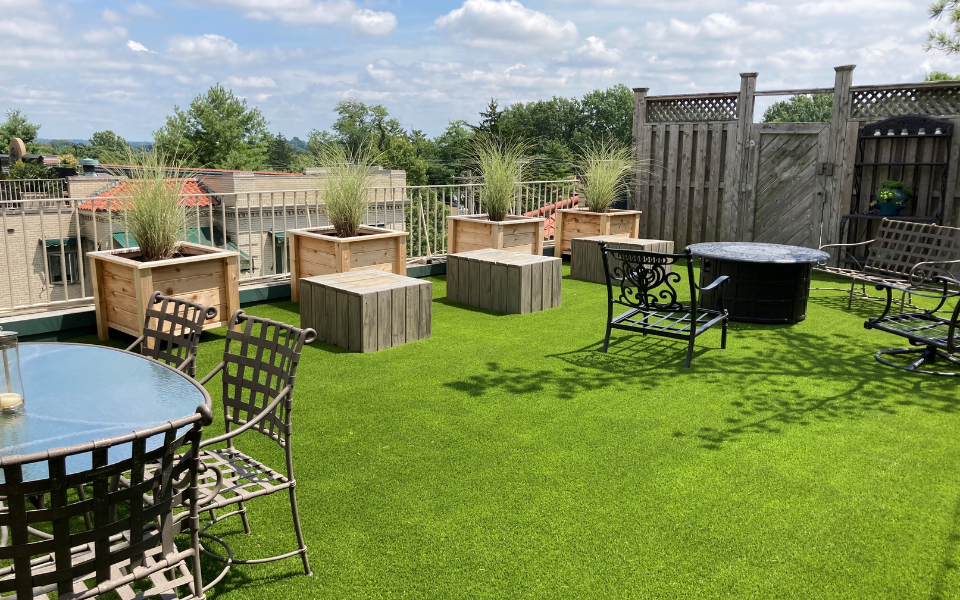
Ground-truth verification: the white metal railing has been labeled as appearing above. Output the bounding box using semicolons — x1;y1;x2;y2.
0;179;68;213
0;179;578;315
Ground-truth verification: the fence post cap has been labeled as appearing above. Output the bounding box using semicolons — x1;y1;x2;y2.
632;87;649;93
835;64;856;72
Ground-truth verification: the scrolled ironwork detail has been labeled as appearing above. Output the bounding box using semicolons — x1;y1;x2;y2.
609;249;684;311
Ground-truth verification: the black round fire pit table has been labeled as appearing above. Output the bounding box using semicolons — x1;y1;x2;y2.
686;242;829;324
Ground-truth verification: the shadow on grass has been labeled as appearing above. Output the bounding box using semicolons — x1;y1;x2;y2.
433;298;506;316
444;322;960;450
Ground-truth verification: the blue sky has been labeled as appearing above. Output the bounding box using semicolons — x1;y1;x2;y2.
0;0;955;141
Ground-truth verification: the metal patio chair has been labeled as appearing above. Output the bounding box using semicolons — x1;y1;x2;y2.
194;309;317;576
599;241;729;368
863;275;960;376
0;405;213;599
126;291;219;378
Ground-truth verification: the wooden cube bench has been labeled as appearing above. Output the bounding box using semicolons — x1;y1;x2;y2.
446;249;562;314
300;270;432;352
571;236;675;284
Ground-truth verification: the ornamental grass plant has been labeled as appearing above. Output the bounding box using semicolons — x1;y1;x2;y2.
316;143;381;238
576;140;637;213
474;136;528;222
113;149;188;262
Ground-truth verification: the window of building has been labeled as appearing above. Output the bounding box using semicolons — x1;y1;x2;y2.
48;246;80;284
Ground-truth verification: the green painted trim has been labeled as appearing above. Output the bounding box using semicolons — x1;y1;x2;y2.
407;262;446;278
239;283;291;305
44;237;78;247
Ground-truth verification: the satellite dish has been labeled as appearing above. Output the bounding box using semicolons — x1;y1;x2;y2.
9;138;26;163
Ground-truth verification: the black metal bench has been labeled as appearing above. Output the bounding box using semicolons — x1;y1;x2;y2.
599;241;729;368
863;275;960;376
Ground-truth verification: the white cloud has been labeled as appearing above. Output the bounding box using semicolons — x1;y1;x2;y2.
126;40;155;53
0;17;58;42
254;93;272;101
83;27;128;44
742;2;780;16
226;75;278;88
102;8;122;23
797;0;910;15
167;34;251;63
127;2;162;18
436;0;578;50
189;0;396;36
575;36;620;63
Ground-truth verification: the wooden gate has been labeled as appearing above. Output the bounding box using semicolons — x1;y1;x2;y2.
750;123;829;248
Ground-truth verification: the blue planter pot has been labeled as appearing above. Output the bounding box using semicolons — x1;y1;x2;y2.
875;188;908;217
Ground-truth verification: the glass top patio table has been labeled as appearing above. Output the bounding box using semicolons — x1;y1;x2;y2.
0;343;210;480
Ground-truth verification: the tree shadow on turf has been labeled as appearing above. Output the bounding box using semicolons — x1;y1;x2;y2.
445;323;960;450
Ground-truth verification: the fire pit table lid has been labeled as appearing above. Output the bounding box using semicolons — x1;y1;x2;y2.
686;242;829;264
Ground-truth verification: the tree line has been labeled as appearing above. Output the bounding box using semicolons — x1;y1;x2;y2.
0;83;634;186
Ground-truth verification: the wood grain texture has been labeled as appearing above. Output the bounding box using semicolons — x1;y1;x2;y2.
447;215;546;255
300;270;432;352
446;248;562;314
570;235;676;284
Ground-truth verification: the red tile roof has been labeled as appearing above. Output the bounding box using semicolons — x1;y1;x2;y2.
99;164;304;176
524;195;578;239
78;179;219;211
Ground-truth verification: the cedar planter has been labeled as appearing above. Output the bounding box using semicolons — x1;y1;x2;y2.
288;225;408;302
447;214;545;255
553;208;642;255
89;242;240;340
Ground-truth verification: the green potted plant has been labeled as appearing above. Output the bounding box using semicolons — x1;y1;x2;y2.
447;136;545;255
872;180;911;217
554;140;642;255
88;150;240;340
288;143;409;302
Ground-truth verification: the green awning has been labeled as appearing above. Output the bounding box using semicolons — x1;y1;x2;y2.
43;237;78;247
112;232;136;248
271;231;286;243
184;227;212;246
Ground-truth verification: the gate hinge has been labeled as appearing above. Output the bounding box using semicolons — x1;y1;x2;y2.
818;162;835;176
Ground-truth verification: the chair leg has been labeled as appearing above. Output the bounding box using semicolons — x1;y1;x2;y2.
684;338;695;368
289;486;312;576
720;319;728;350
847;279;855;308
601;323;612;353
238;501;251;534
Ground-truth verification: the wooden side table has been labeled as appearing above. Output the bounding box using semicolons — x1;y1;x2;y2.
446;249;562;314
300;271;432;352
571;236;674;284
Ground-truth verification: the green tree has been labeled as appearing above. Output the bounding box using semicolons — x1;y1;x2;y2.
926;70;960;80
762;94;833;123
266;133;295;171
476;99;502;136
153;84;269;170
85;130;129;163
329;100;403;152
0;109;40;150
927;0;960;53
425;120;474;184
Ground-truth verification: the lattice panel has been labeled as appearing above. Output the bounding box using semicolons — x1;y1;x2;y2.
852;86;960;119
646;95;738;122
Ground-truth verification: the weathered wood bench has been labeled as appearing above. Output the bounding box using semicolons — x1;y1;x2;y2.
570;235;674;284
816;218;960;307
446;248;562;314
300;270;432;352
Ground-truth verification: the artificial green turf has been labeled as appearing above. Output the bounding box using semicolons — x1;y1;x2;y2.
76;265;960;598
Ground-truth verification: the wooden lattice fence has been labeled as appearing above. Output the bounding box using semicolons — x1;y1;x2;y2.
632;66;960;251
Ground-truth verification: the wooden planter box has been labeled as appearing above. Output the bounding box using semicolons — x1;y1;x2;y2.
553;208;642;255
89;242;240;340
447;214;545;256
446;249;562;314
289;225;408;302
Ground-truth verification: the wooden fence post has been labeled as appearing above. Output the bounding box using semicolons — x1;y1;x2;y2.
724;72;757;241
632;87;649;222
821;65;856;250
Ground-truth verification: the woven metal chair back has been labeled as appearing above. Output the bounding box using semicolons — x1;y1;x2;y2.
138;291;218;373
865;219;960;281
0;405;212;598
601;245;696;312
220;310;316;449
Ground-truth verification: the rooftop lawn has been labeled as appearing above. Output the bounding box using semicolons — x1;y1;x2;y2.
81;264;960;598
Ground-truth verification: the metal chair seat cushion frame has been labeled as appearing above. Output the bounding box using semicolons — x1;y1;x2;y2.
0;404;213;599
193;309;316;576
126;291;219;378
599;242;729;368
817;218;960;307
864;275;960;375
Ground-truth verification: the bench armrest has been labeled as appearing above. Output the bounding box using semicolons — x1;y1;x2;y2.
818;240;874;270
908;258;960;286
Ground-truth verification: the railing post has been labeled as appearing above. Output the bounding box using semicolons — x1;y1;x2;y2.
821;65;856;250
632;87;649;219
728;72;758;242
